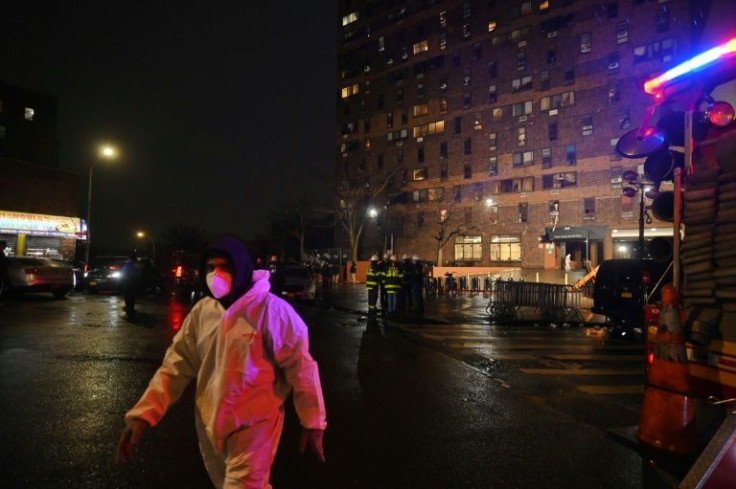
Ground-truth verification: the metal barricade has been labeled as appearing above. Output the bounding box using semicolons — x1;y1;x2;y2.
486;279;594;324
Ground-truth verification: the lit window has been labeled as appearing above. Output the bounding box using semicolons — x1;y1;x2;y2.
340;84;360;98
488;85;497;103
24;107;35;121
616;22;629;44
488;21;497;32
413;168;428;181
439;11;447;27
580;32;592;53
518;203;528;223
463;24;471;39
413;104;429;117
582;116;593;136
342;12;359;26
490;235;521;261
439;99;448;114
566;144;577;165
455;235;482;261
488;132;497;151
539;1;550;10
413;40;429;55
584;198;596;220
474;112;483;130
513;151;534;167
489;156;498;176
517;127;526;146
541;148;552;168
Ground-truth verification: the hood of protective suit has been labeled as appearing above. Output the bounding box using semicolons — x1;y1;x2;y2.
200;235;254;308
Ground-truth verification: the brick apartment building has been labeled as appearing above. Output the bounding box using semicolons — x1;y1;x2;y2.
0;81;81;260
336;0;703;269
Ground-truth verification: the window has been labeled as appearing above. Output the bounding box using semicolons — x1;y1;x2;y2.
413;104;429;117
608;84;620;103
454;116;462;134
463;68;471;87
401;111;408;125
463;92;472;108
582;116;593;137
541;91;575;110
412;189;429;202
656;6;669;32
634;38;678;63
607;2;618;18
542;172;577;189
464;138;472;155
440;163;448;181
24;107;35;121
342;12;359;26
518;203;528;223
517;126;527;146
488;61;497;78
417;146;425;163
387;111;394;128
453;51;461;66
513;151;534;167
387;128;409;141
564;67;575;85
439;10;447;27
495;177;534;194
396;90;404;104
412;120;445;138
512;101;533;117
439;98;448;114
539;1;550;10
464;208;473;224
463;2;472;19
417;83;425;99
621;194;634;219
439;78;448;92
474;112;483;130
547;48;556;64
488;21;497;32
417;212;425;228
566;144;577;165
488;132;497;151
474;183;483;201
488;85;497;103
464;163;472;178
610;138;622;161
440;141;448;158
489;156;498;176
548;121;558;141
454;185;462;202
463;24;471;39
608;52;620;72
517;51;527;71
365;138;371;151
341;84;360;98
428;187;444;201
377;154;384;170
492;107;504;120
413;40;429;55
488;204;499;224
616;21;629;44
413;167;428;180
473;43;482;61
610;165;623;189
512;75;533;92
580;32;592;53
455;236;482;261
378;36;385;52
439;32;447;50
540;71;550;91
519;1;532;16
490;235;521;261
584;198;596;220
541;148;552;168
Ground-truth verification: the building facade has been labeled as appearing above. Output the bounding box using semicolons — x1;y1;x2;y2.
336;0;703;268
0;81;81;260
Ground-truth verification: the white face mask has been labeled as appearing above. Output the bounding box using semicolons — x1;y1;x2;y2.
206;269;232;299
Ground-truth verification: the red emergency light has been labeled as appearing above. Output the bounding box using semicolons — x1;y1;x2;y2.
644;37;736;95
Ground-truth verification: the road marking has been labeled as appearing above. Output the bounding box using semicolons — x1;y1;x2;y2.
519;368;642;375
548;354;644;361
577;385;645;395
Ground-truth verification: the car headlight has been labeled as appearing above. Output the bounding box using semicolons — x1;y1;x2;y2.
110;271;122;279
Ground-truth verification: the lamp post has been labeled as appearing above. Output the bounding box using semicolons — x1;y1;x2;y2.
135;230;156;263
85;144;117;266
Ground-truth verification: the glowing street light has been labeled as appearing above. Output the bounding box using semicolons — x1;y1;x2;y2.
135;230;156;263
85;144;117;266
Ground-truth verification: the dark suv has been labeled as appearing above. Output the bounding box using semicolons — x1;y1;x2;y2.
85;256;164;295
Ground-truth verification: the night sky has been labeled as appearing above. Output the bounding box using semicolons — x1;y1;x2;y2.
1;2;338;249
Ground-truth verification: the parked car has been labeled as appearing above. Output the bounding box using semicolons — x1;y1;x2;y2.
168;254;204;303
592;258;670;338
278;263;317;302
2;256;75;298
85;256;164;296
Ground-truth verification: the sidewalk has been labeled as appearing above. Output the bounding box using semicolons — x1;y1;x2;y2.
324;278;608;326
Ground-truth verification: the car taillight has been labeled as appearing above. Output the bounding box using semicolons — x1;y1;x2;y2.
25;268;41;275
109;265;119;270
175;265;183;278
84;263;89;273
642;270;651;286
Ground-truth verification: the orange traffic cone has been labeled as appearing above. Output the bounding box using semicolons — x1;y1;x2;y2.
637;284;697;455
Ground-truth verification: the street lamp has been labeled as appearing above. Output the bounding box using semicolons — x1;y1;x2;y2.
135;230;156;263
85;144;117;266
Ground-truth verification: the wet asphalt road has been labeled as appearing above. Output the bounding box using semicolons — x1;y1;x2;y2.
0;292;643;488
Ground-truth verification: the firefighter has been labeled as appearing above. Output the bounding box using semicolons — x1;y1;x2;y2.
384;255;404;315
366;255;381;315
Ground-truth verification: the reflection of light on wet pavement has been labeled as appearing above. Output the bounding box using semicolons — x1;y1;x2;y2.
168;300;190;331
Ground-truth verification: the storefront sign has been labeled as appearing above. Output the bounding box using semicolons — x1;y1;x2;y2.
0;210;82;238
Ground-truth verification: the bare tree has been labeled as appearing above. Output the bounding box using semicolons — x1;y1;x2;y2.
432;200;477;265
333;163;399;262
268;194;316;261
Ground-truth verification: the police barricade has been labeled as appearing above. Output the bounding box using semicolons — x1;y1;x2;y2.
486;279;594;324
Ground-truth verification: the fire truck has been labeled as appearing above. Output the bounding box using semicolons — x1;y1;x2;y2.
607;6;736;487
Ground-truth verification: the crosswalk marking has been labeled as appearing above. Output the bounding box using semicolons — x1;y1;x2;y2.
577;385;645;395
519;368;642;375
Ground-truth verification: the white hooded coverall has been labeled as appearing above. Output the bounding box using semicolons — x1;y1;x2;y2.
125;270;327;488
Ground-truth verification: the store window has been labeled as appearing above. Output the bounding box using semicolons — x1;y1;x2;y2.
490;235;521;261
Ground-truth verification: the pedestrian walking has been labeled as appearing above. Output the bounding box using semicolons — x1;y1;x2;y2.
121;251;142;318
116;235;327;488
350;261;357;284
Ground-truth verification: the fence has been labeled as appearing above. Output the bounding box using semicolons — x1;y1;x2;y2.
486;279;594;324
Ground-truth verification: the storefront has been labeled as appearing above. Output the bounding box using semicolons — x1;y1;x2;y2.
544;225;608;270
0;210;84;261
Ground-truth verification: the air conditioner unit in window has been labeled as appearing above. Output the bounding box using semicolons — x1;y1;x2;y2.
518;116;527;122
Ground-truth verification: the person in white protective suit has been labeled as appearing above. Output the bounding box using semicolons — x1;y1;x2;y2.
116;235;327;488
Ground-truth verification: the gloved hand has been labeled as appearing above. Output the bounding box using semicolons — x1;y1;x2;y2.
299;428;326;463
116;418;149;463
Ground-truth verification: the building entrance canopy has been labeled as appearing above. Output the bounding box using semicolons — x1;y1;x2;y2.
545;225;608;241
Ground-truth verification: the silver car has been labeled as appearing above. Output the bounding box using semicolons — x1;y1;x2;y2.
3;256;75;299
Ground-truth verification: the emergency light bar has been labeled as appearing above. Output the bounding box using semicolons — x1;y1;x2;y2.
644;37;736;95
